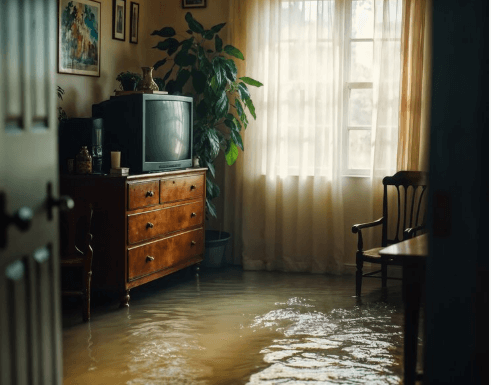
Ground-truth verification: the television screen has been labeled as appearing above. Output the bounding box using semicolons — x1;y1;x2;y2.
145;100;191;162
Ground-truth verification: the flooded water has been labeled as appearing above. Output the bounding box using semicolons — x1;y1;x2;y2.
62;267;408;384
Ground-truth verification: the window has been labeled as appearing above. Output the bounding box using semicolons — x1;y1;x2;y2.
344;0;374;176
255;0;401;177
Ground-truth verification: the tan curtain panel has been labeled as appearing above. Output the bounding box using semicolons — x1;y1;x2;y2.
397;0;432;171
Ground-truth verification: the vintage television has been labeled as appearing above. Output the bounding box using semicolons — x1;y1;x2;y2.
92;94;193;174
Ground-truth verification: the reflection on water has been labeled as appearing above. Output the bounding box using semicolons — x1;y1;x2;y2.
62;268;405;385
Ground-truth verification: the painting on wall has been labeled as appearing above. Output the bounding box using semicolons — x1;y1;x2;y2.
182;0;207;9
113;0;126;41
130;2;139;44
58;0;101;77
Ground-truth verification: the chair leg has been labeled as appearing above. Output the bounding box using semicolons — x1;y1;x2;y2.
83;271;92;322
381;259;388;288
356;255;363;296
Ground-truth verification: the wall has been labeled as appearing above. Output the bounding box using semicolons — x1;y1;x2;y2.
57;0;179;118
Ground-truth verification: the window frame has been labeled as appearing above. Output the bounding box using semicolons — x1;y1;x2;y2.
342;0;374;177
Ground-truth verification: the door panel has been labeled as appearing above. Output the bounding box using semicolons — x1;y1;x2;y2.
0;0;62;384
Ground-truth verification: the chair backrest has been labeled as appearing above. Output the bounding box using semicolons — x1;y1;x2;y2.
382;171;429;247
59;201;93;257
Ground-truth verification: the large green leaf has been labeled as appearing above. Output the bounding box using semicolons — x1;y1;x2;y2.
224;45;244;60
153;58;167;71
191;69;207;94
225;141;239;166
211;22;226;34
223;59;238;82
206;128;221;159
175;69;191;91
229;128;244;151
202;30;214;40
152;38;179;51
215;35;223;53
196;100;208;119
238;82;250;100
163;66;174;82
214;91;229;119
151;27;176;37
185;12;204;34
224;117;238;132
206;197;217;218
239;76;263;87
180;37;195;51
235;98;244;117
245;98;257;119
174;50;196;67
204;159;216;178
212;57;228;90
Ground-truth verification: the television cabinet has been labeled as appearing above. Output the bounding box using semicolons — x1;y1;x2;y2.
60;168;206;307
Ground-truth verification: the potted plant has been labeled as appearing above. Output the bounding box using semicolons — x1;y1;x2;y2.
151;12;263;219
116;71;142;91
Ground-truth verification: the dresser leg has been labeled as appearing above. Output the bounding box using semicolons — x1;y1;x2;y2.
119;290;130;308
194;263;201;275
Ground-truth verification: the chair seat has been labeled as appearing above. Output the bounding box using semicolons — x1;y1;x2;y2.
60;255;85;266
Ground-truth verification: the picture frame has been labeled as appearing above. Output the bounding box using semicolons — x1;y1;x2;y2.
58;0;101;77
182;0;207;9
112;0;126;41
129;2;139;44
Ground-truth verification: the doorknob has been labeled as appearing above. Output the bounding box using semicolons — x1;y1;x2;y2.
47;182;74;220
0;192;34;248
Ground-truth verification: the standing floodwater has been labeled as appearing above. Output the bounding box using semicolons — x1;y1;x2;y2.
62;267;407;385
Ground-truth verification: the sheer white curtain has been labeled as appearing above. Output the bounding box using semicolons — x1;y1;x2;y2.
226;0;402;272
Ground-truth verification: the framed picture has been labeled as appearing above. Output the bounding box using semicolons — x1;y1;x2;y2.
112;0;126;41
182;0;206;9
58;0;101;77
129;2;139;44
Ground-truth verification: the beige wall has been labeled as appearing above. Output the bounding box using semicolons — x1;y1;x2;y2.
57;0;230;118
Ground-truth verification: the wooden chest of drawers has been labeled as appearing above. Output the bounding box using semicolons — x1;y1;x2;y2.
60;168;206;306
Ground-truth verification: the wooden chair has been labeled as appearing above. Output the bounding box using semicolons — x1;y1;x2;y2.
60;201;94;322
352;171;428;296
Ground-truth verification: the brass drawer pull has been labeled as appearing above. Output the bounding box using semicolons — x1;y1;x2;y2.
191;212;196;217
191;240;196;245
146;255;155;262
190;185;197;190
146;222;154;229
146;191;154;197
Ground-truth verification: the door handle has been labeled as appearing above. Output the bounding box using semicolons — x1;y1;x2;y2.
0;192;34;248
47;182;74;220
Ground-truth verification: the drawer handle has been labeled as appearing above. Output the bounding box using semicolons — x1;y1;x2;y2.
146;255;155;262
146;191;154;197
191;240;196;245
191;212;196;217
146;222;154;229
190;185;197;190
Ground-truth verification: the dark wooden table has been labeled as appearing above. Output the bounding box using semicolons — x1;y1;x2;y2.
379;234;428;385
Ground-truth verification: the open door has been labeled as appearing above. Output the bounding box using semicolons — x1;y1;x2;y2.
0;0;63;383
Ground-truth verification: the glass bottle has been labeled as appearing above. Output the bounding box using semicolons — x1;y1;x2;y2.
75;146;92;175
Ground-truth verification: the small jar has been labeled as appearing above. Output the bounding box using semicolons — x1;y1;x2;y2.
75;146;92;175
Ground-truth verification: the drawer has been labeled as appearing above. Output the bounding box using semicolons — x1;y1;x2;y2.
128;180;159;210
160;174;204;203
127;200;203;244
128;228;204;281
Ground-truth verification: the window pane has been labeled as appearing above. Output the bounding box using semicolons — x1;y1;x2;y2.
351;0;374;39
349;89;372;126
348;130;371;169
350;42;373;81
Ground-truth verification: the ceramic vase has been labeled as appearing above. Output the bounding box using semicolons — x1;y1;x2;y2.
137;67;159;92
